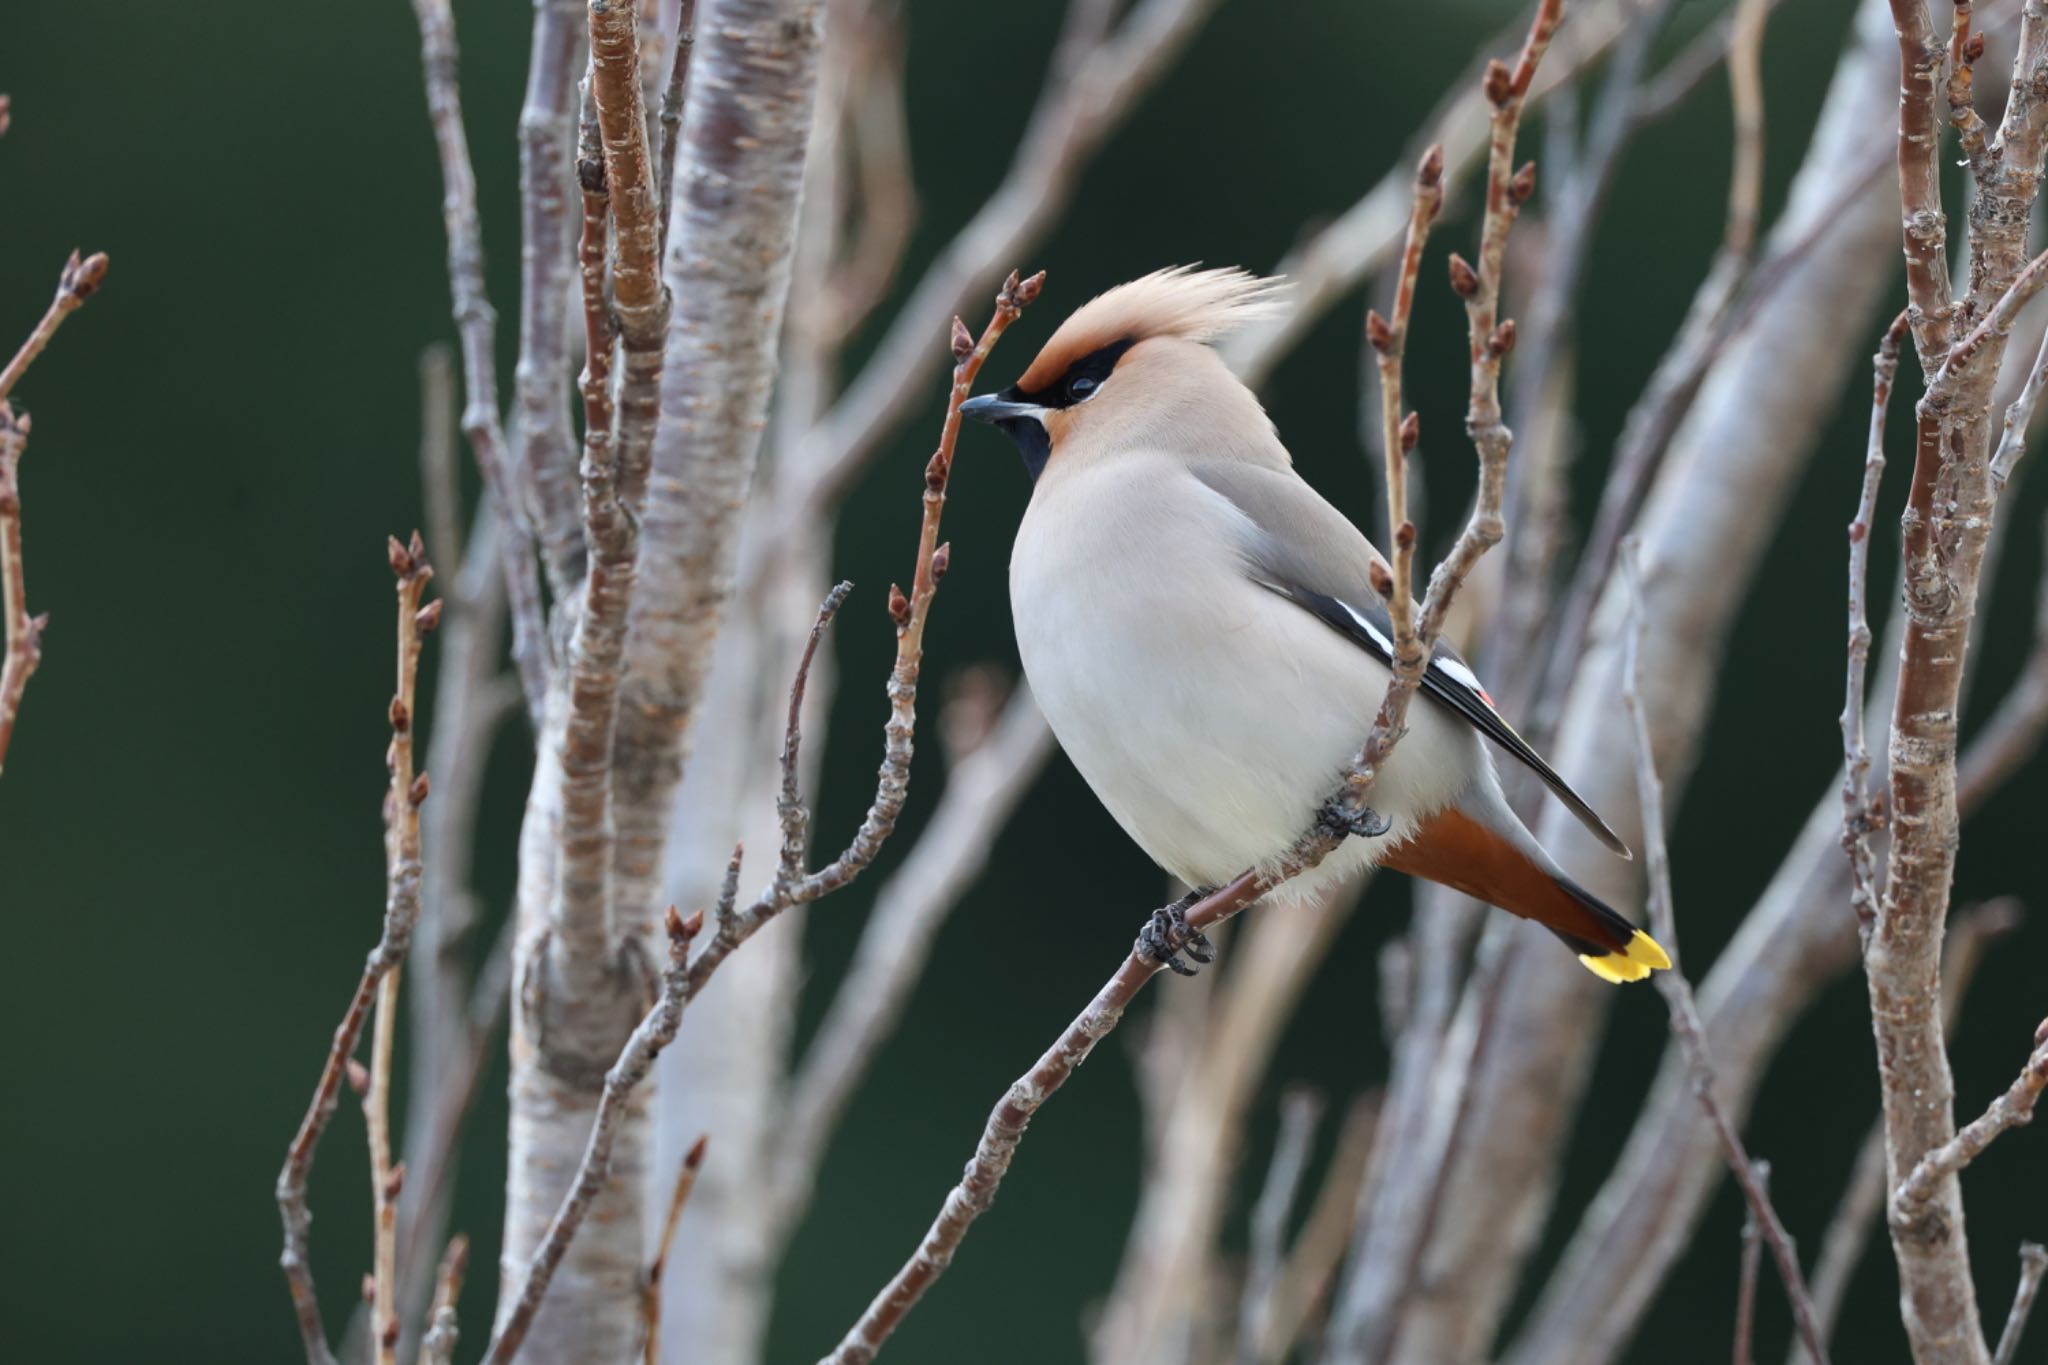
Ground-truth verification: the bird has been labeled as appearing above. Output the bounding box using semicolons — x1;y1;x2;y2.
959;266;1670;984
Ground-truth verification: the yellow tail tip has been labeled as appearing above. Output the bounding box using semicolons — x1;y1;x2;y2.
1577;929;1673;984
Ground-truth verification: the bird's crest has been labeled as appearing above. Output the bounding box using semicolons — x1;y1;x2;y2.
1013;266;1287;393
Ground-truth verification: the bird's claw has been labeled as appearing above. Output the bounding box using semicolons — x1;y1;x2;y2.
1319;797;1392;840
1138;889;1217;976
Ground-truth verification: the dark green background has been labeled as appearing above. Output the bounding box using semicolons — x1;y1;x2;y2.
2;1;2042;1361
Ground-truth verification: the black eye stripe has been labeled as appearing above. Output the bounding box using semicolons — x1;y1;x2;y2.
1007;338;1136;410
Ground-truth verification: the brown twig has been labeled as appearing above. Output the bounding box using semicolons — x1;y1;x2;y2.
1993;1244;2048;1365
0;250;107;778
408;0;549;721
418;1235;468;1365
1844;312;1910;943
643;1134;708;1365
0;406;41;779
369;553;434;1365
1887;0;1954;358
1619;540;1831;1365
364;968;402;1365
1364;143;1446;657
0;248;107;406
276;537;438;1365
823;13;1557;1352
1734;1160;1770;1365
763;679;1055;1246
549;0;674;970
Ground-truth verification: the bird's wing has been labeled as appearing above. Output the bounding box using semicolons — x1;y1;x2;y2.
1188;459;1632;859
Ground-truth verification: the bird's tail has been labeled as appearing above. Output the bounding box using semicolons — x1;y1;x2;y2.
1379;806;1671;984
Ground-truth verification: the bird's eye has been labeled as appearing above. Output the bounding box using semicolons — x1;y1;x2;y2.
1068;375;1098;401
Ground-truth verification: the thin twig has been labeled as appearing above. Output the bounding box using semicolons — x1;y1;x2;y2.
655;0;698;255
0;248;107;405
1844;312;1910;944
823;11;1559;1353
0;406;41;779
764;679;1055;1245
1364;143;1446;657
0;251;106;777
276;537;438;1365
418;1235;468;1365
643;1134;707;1365
1620;540;1830;1365
364;963;402;1365
1993;1244;2048;1365
409;0;550;721
1891;1030;2048;1223
1734;1160;1770;1365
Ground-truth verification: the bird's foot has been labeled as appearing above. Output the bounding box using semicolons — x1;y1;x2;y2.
1319;796;1392;840
1138;888;1218;976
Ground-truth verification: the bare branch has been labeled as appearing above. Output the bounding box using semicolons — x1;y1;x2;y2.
0;251;106;777
1365;143;1446;657
0;248;107;405
1618;540;1831;1365
1993;1244;2048;1365
607;0;828;969
1734;1160;1769;1365
548;0;675;968
644;1134;707;1365
655;0;699;254
1891;1030;2048;1224
408;0;550;720
1844;311;1910;943
512;0;586;595
1803;899;2024;1360
0;407;42;779
765;679;1055;1245
418;1235;468;1365
483;906;705;1365
364;965;402;1365
276;538;438;1365
1886;0;1954;360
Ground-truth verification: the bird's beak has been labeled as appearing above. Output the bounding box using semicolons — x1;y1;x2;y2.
960;393;1045;424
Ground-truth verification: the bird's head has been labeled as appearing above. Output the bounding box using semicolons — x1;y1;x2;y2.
961;266;1288;481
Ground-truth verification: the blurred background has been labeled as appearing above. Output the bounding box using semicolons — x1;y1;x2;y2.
2;0;2044;1361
